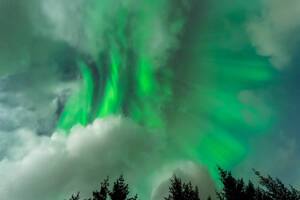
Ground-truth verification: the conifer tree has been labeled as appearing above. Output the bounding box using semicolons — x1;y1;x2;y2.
217;168;300;200
165;176;200;200
255;170;300;200
109;175;138;200
68;192;80;200
91;177;109;200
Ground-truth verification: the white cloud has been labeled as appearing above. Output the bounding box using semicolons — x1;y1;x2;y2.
0;116;166;200
0;0;189;137
247;0;300;69
39;0;187;68
151;161;217;200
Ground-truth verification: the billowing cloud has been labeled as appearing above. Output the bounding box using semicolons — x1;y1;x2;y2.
40;0;187;68
0;64;79;137
0;0;189;136
0;116;166;200
247;0;300;69
1;1;300;199
151;161;217;200
0;0;82;135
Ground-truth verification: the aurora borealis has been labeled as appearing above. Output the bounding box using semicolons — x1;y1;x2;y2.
0;0;299;200
57;0;275;172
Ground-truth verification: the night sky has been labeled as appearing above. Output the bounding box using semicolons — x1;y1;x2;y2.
0;0;299;200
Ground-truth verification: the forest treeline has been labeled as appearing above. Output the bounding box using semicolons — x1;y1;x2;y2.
68;168;300;200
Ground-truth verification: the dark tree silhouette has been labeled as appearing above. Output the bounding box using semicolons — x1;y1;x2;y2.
217;167;247;200
109;175;137;200
244;181;255;200
165;176;211;200
217;167;300;200
255;170;300;200
67;169;300;200
68;192;80;200
165;176;184;200
90;177;110;200
68;176;137;200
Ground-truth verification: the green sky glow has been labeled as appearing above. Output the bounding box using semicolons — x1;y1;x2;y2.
58;61;94;130
57;0;276;186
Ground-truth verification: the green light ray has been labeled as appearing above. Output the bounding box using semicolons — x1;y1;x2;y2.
97;44;123;117
56;1;277;196
57;61;94;131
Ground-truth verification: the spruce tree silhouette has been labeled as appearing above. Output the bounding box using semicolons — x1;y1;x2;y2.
165;176;211;200
254;170;300;200
68;176;138;200
165;176;184;200
68;192;80;200
217;167;246;200
90;177;109;200
66;169;300;200
109;175;138;200
244;181;256;200
217;167;300;200
183;182;200;200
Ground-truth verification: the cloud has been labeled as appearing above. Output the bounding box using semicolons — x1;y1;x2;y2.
40;0;188;68
242;0;300;189
0;1;32;75
238;90;274;128
0;66;79;137
0;116;166;200
0;0;82;136
40;0;88;54
247;0;300;69
0;0;189;137
151;161;217;200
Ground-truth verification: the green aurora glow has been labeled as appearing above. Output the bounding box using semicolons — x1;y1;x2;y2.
57;0;277;181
